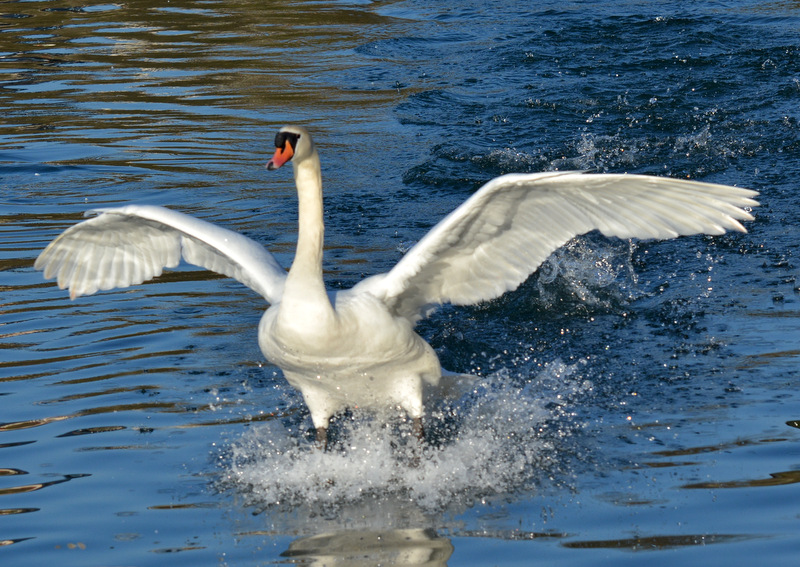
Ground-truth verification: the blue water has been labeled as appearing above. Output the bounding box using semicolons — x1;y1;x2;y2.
2;0;799;565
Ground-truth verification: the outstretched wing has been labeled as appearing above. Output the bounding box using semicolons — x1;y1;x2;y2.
35;205;287;303
356;171;758;322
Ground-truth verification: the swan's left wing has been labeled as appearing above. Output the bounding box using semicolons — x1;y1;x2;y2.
35;205;286;303
356;171;758;322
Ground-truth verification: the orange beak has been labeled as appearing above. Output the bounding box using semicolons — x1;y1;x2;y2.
266;143;294;170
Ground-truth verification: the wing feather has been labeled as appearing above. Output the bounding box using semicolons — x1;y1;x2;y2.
357;171;758;322
35;205;286;303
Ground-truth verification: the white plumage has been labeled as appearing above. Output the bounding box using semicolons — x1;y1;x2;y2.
35;125;758;445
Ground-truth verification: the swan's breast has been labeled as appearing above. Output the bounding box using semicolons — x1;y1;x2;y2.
256;295;440;382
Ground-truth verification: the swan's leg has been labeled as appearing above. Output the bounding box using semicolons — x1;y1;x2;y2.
412;416;425;442
395;376;426;443
310;413;331;450
315;426;328;450
291;379;339;449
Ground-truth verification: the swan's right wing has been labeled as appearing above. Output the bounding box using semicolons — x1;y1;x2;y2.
35;205;286;303
357;171;758;322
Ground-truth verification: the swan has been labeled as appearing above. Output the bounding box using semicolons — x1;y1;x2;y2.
35;125;759;446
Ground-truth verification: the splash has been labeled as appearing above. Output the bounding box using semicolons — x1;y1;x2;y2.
571;132;648;172
533;235;641;313
220;359;594;514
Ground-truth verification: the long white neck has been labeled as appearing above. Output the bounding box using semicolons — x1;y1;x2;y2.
280;150;335;327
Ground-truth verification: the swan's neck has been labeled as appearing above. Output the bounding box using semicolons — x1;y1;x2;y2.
281;152;335;327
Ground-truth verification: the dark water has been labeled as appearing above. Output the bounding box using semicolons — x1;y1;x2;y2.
2;0;799;565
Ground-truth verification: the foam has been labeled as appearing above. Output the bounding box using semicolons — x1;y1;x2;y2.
220;359;594;514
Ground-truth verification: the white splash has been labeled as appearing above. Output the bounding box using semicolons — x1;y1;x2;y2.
534;235;640;311
221;359;594;513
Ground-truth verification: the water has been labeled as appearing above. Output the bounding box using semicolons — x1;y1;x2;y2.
2;0;799;564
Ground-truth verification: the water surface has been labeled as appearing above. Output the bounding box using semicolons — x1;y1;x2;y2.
2;1;799;565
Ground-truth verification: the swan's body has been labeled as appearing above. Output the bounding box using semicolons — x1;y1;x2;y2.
36;126;759;444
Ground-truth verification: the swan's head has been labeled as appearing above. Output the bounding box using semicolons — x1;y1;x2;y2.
266;125;314;171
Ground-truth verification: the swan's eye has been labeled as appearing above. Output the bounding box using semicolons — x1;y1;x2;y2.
274;131;300;151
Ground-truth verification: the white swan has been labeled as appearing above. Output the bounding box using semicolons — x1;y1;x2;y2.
35;125;759;445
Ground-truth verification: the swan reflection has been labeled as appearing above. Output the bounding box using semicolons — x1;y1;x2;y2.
282;528;453;567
